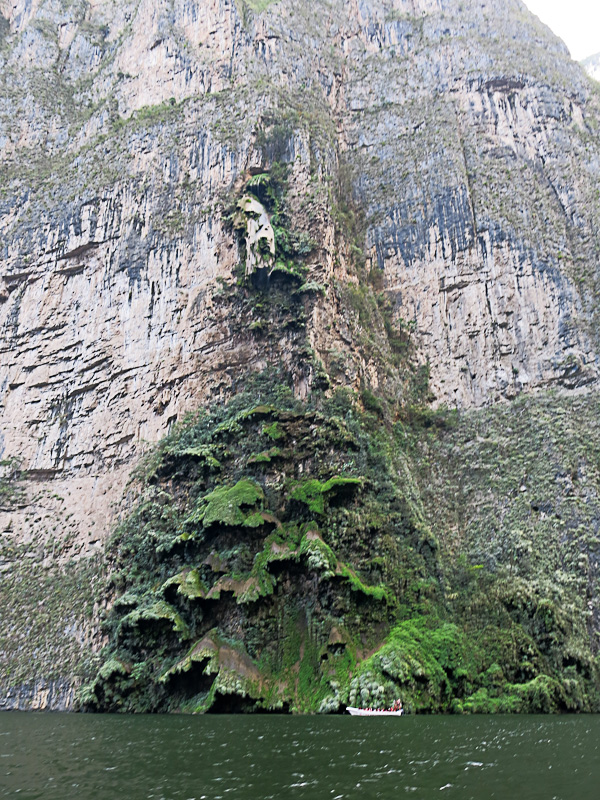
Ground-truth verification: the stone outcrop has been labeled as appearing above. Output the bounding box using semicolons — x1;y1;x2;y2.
0;678;80;711
2;0;600;709
236;194;276;277
2;0;600;539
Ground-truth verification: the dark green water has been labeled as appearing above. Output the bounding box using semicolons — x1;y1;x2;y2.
1;713;598;799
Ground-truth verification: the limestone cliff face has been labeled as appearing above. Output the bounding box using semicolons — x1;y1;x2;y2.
2;0;600;708
2;0;600;551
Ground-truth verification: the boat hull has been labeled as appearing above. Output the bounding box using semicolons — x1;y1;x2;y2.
346;707;403;716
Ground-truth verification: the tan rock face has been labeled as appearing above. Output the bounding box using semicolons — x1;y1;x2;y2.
236;195;276;277
381;82;599;407
1;0;600;556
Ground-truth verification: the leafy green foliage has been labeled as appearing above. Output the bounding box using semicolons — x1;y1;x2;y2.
86;378;600;715
85;370;434;713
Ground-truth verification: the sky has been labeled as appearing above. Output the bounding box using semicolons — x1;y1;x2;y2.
523;0;600;61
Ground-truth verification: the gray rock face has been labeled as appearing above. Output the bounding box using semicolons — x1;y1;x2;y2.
0;678;79;711
2;0;600;706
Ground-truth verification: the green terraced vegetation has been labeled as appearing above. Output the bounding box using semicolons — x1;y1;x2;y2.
82;371;436;712
83;373;600;714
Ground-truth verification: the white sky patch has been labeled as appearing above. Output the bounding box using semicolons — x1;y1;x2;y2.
522;0;600;61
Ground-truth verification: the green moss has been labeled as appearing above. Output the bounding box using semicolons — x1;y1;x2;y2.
350;618;465;711
243;511;267;529
337;564;391;603
291;476;362;515
187;479;265;528
299;532;337;575
291;479;327;515
234;0;279;21
247;447;282;464
461;675;568;714
112;99;181;132
262;422;285;441
321;476;363;493
161;570;208;600
361;387;384;416
86;371;438;713
86;371;600;715
164;444;221;469
121;601;190;639
244;405;277;418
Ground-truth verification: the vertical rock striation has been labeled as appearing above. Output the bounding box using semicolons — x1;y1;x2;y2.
1;0;600;709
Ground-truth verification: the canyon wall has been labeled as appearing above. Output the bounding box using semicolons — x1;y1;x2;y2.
2;0;600;710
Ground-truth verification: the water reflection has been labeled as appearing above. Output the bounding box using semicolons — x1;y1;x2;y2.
0;713;598;799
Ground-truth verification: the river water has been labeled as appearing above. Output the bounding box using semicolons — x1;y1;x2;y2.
1;713;598;799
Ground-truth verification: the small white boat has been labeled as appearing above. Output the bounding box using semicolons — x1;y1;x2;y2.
346;707;403;716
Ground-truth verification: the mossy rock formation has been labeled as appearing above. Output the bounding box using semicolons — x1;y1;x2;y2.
3;0;600;713
84;375;600;714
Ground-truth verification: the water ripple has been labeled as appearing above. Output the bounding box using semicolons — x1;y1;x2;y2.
0;714;599;799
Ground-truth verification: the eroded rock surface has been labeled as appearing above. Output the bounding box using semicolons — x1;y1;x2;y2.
2;0;600;708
